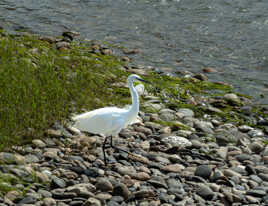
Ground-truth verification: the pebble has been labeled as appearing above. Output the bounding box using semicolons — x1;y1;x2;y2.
83;197;101;206
224;93;240;104
258;173;268;182
249;142;263;153
32;139;46;148
51;175;66;188
246;189;266;197
95;178;113;192
223;169;242;178
195;165;212;179
194;120;214;134
161;136;192;148
161;164;185;173
148;176;168;188
196;183;215;200
135;172;151;181
113;183;130;199
43;197;57;206
177;108;194;118
0;152;25;164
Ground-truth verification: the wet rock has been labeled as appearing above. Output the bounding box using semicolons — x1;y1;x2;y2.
83;197;101;206
248;129;264;138
246;189;266;197
144;122;162;130
196;183;215;200
43;148;59;160
161;136;192;148
203;67;218;73
235;154;251;162
167;178;182;189
128;153;150;164
194;120;214;134
25;154;40;163
161;164;184;173
238;125;253;132
134;126;152;135
216;147;228;159
51;175;66;188
223;169;242;178
38;189;52;198
43;197;56;206
18;194;37;205
0;152;25;164
195;165;212;180
177;108;194;118
113;183;130;199
214;130;238;146
95;178;113;192
258;173;268;182
133;189;156;199
154;156;170;164
193;73;208;81
40;36;57;43
36;171;50;183
249;142;263;153
159;126;171;134
148;176;167;188
56;41;70;50
95;192;112;201
224;93;240;104
263;147;268;156
139;141;150;151
159;109;176;121
175;130;192;137
135;172;151;181
5;190;21;202
66;183;96;196
46;129;62;138
245;195;260;204
143;103;162;111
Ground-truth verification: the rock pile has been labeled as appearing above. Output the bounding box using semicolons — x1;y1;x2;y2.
0;94;268;206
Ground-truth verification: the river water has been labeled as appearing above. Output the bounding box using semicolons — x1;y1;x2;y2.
0;0;268;103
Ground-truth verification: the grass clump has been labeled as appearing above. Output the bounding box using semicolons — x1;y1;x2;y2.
146;72;233;104
0;172;20;195
0;31;131;151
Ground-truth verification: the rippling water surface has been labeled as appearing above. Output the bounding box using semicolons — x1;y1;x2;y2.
0;0;268;103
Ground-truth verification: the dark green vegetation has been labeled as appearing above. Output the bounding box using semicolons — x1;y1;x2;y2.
0;30;266;152
0;30;129;151
146;73;268;127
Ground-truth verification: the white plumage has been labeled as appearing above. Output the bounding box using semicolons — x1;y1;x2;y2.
72;107;136;136
71;74;150;165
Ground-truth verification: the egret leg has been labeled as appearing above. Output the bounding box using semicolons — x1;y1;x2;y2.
103;135;135;165
110;136;113;148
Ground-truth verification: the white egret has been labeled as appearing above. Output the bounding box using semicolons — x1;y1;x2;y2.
71;74;150;165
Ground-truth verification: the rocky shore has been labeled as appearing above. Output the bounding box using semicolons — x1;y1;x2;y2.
1;95;268;206
0;31;268;206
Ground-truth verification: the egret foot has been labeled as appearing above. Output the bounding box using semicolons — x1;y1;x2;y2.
102;135;133;165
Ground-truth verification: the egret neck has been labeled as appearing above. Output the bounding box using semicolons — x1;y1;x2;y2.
126;80;139;123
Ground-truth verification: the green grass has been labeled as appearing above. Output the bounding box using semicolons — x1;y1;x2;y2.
0;172;20;195
0;31;131;150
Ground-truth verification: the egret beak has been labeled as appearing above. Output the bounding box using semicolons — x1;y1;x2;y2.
137;78;152;84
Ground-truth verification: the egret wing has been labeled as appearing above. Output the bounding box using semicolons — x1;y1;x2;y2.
72;107;128;136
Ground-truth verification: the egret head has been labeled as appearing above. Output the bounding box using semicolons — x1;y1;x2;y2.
127;74;150;85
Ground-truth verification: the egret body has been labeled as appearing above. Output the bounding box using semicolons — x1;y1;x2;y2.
72;74;149;165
